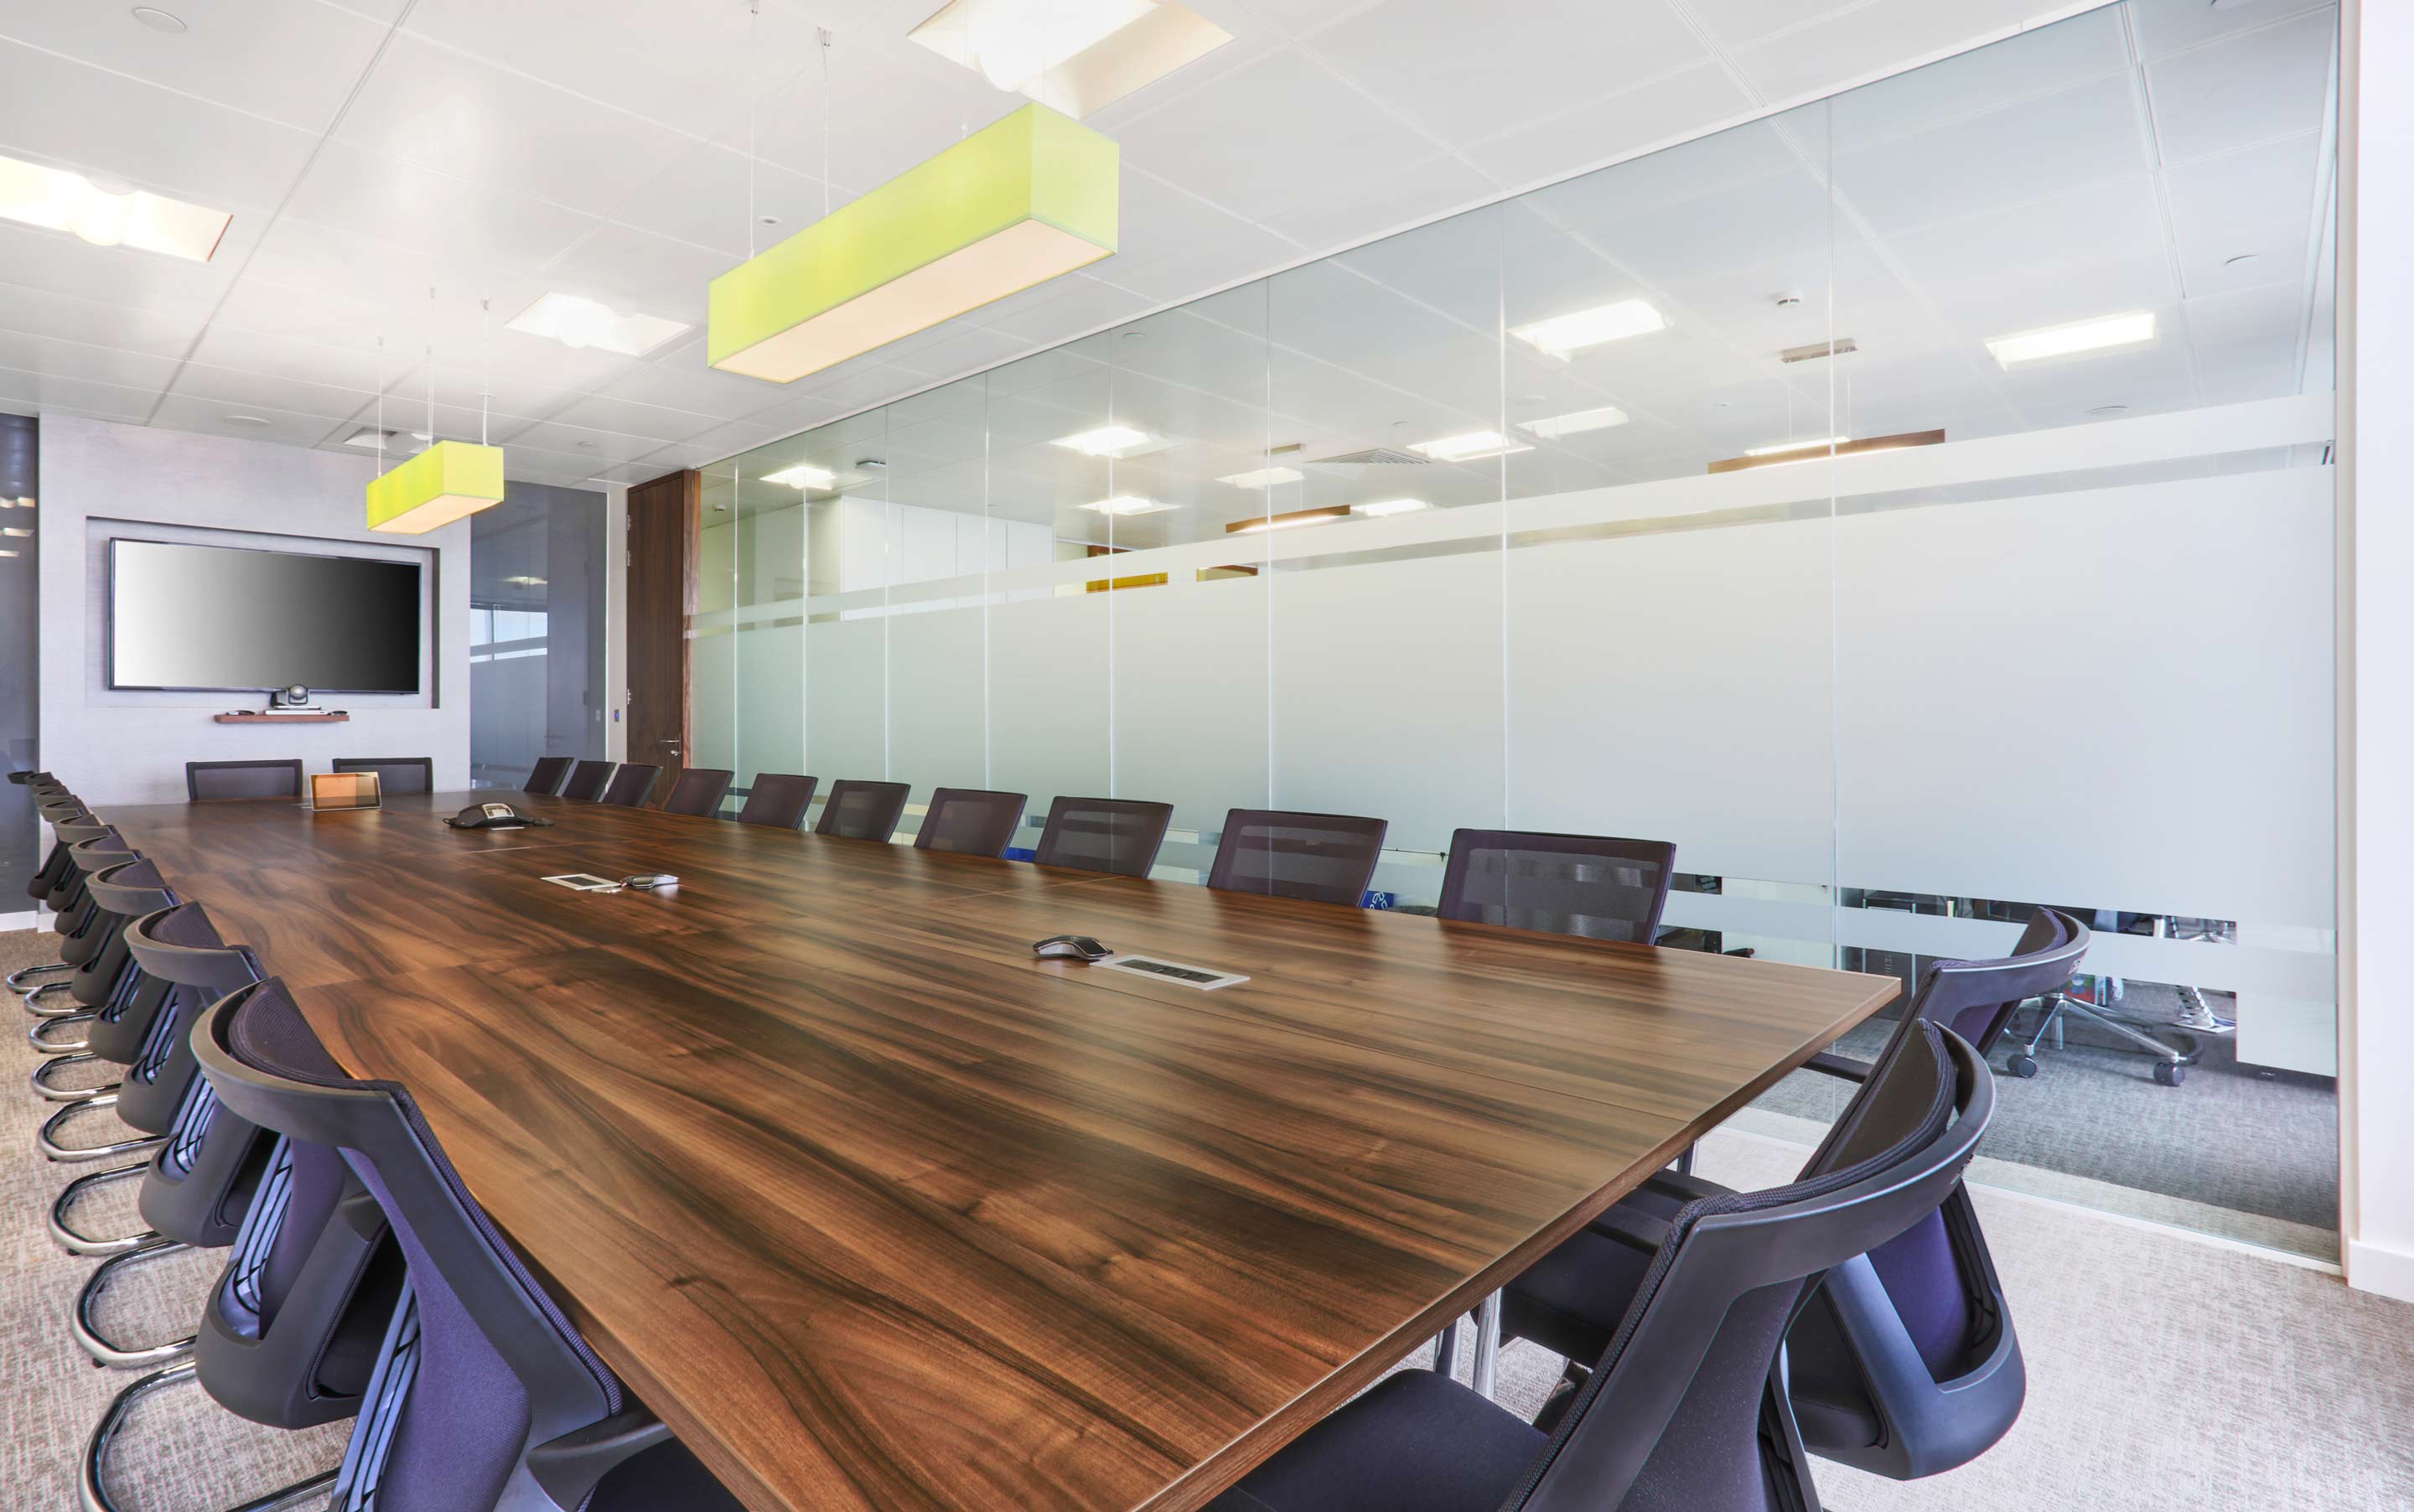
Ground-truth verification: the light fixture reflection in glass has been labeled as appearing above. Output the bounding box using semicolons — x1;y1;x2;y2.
762;463;837;490
1052;424;1152;457
1077;495;1173;516
1509;298;1667;358
1984;312;2157;368
1408;431;1532;463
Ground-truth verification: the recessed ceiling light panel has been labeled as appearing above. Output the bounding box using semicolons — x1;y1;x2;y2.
1743;435;1850;458
1518;405;1629;440
507;293;689;357
1052;424;1155;458
909;0;1233;117
0;152;229;261
1408;431;1533;463
1349;498;1430;517
1218;466;1305;489
1984;311;2157;368
762;463;837;490
1078;495;1173;516
1509;298;1667;358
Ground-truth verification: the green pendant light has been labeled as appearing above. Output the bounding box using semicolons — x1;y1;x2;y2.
368;294;505;535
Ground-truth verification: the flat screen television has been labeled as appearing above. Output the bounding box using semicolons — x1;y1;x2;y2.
107;537;424;694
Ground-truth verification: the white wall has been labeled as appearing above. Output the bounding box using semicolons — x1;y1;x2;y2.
37;415;472;803
2340;0;2414;1303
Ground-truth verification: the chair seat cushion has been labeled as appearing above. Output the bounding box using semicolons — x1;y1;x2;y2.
1207;1370;1545;1512
1500;1179;1699;1364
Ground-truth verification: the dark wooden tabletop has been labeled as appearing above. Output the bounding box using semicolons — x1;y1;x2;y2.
106;790;1898;1512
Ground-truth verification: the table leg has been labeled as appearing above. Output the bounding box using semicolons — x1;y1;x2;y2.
1473;1291;1502;1399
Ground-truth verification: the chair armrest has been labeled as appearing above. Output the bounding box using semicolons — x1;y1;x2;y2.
1587;1206;1675;1257
528;1408;675;1511
1640;1169;1729;1204
1804;1049;1873;1084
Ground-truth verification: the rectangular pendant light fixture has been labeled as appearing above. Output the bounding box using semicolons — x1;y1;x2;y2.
1706;429;1944;474
1225;505;1350;535
367;440;505;534
709;103;1118;385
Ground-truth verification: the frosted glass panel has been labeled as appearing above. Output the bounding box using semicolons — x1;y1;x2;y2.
1506;517;1836;884
988;594;1108;804
1833;468;2334;926
806;618;886;783
1111;576;1268;847
887;605;987;800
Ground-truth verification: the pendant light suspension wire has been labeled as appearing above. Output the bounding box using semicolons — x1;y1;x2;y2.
375;336;386;473
424;285;436;452
821;28;832;219
479;298;491;447
747;0;760;257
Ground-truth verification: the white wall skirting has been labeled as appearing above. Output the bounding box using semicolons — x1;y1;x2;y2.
2344;1239;2414;1304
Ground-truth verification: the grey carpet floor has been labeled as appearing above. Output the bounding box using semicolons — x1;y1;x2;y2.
1752;984;2339;1232
1;926;2406;1511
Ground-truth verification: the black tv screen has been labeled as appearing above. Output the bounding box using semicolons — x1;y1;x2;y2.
108;538;424;694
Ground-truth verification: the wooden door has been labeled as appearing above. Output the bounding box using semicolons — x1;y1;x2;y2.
625;469;697;798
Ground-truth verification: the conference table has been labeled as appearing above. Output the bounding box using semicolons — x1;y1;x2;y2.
106;790;1899;1512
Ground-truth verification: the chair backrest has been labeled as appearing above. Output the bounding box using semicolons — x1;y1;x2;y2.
525;756;574;796
736;774;817;830
1436;830;1676;945
122;901;271;1249
1032;797;1173;878
816;779;909;842
598;764;660;808
334;757;433;796
1510;1023;1990;1512
196;981;629;1510
659;766;733;817
188;759;303;801
1772;909;2083;1480
914;787;1028;857
558;759;616;801
1207;810;1389;907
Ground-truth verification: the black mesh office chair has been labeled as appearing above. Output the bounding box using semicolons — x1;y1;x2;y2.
186;760;304;801
1210;1022;1990;1512
333;757;433;796
558;760;616;801
914;788;1028;857
28;830;137;1029
1437;831;1676;943
1032;797;1173;878
31;857;179;1116
660;767;733;817
736;774;816;830
816;779;909;843
526;756;574;796
598;764;660;808
186;980;746;1512
1208;810;1389;907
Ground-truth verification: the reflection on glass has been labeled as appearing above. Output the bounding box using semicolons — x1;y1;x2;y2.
468;483;609;789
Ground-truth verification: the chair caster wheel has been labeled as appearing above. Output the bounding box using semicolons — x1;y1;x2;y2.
2006;1054;2038;1079
2153;1061;2184;1087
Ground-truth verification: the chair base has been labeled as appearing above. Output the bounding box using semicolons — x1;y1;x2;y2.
74;1240;198;1368
33;1052;122;1105
32;1013;95;1054
8;961;73;991
40;1103;167;1164
2008;993;2198;1087
28;980;90;1017
80;1360;339;1512
49;1161;158;1256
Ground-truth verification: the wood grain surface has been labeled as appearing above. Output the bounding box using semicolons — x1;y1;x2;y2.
105;790;1897;1512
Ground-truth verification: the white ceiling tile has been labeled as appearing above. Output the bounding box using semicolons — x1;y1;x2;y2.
1111;46;1439;221
0;280;213;358
1101;225;1303;304
717;41;1020;194
2127;0;2335;61
1883;174;2176;338
279;139;600;270
1682;0;1848;50
1313;0;1708;148
1826;7;2129;154
0;36;318;212
1830;70;2150;235
396;0;819;141
545;393;723;443
1254;151;1496;256
333;33;690;218
0;0;391;132
531;223;723;331
147;393;350;447
0;329;181;391
166;360;377;420
1463;60;1757;187
979;279;1158;343
2145;8;2336;165
598;341;795;417
491;420;665;463
1726;0;2057;106
612;139;828;261
0;220;246;312
184;324;393;391
0;367;159;419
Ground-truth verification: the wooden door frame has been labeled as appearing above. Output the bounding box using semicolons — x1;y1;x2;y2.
625;469;698;800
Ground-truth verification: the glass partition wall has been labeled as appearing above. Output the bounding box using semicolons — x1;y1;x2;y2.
691;2;2342;1261
468;483;612;789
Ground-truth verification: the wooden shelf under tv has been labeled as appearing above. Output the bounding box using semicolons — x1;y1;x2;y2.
212;712;350;724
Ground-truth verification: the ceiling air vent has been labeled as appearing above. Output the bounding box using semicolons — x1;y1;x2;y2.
1779;337;1858;364
1308;447;1429;466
